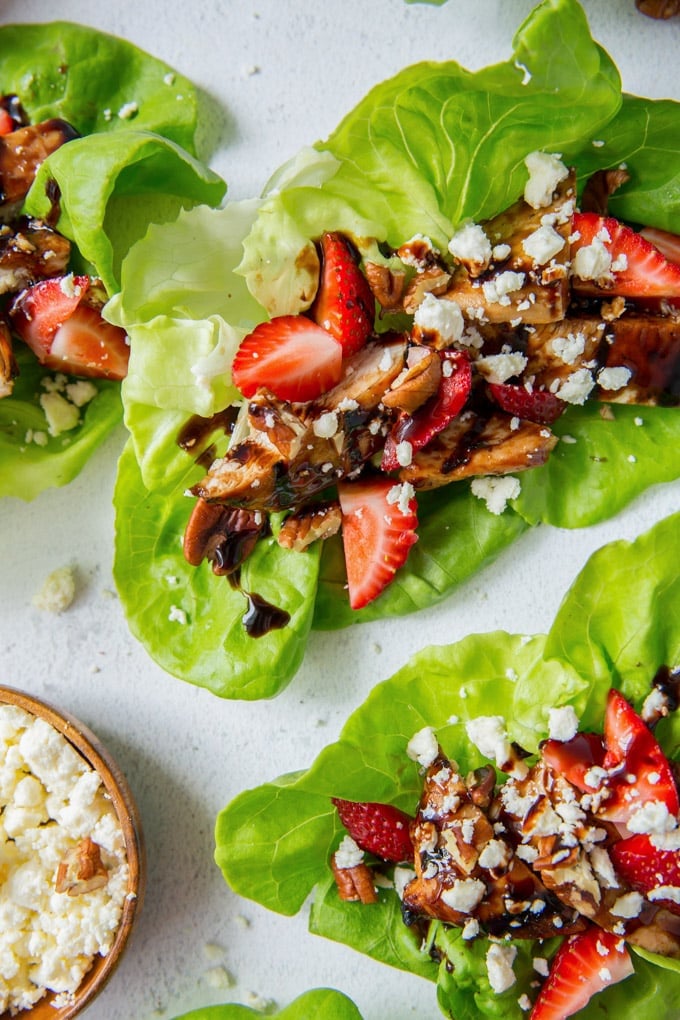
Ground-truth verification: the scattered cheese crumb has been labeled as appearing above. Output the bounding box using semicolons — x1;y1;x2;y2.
547;705;579;743
486;942;517;993
32;566;76;614
471;475;521;515
406;727;439;769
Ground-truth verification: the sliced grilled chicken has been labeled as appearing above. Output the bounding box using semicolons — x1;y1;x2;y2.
0;318;16;397
399;410;557;489
0;118;79;221
401;752;584;939
0;217;71;295
441;170;576;325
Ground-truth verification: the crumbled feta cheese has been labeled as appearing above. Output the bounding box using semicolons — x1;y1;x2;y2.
168;605;187;625
523;152;569;209
482;270;525;306
395;440;413;467
553;368;595;405
478;839;510;870
571;236;612;281
32;566;76;614
590;847;620;889
406;727;439;769
462;917;480;940
334;835;364;869
39;391;80;436
597;366;632;391
386;481;416;516
486;942;517;993
312;411;339;439
551;331;585;364
547;705;579;743
441;877;486;914
393;866;416;900
471;475;521;515
648;885;680;904
533;956;549;977
610;891;644;919
117;101;139;120
447;222;492;270
413;293;464;344
522;224;565;265
475;350;528;384
0;705;128;1013
627;801;677;837
64;380;98;408
465;716;513;771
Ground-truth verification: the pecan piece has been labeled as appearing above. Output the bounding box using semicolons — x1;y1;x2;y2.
402;266;452;315
364;261;406;310
56;837;109;896
382;348;442;413
636;0;680;17
277;501;342;552
331;855;378;904
184;499;266;575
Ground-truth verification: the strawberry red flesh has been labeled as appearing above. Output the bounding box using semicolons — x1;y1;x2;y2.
232;315;343;401
310;231;375;356
571;212;680;298
0;108;14;135
332;798;414;863
541;731;606;791
488;382;566;425
337;476;418;610
381;350;471;471
10;275;129;380
598;688;679;823
610;832;680;915
529;927;633;1020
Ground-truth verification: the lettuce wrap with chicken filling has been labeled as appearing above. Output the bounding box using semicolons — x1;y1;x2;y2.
0;21;225;500
110;0;680;700
214;510;680;1019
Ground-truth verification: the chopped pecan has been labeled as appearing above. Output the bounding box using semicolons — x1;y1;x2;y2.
402;266;452;315
364;261;406;310
183;499;266;574
580;168;631;216
331;855;378;904
277;501;342;551
56;837;109;896
382;347;442;413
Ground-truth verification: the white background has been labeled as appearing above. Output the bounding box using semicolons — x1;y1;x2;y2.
1;2;679;1018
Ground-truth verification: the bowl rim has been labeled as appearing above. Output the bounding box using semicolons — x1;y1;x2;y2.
0;684;146;1020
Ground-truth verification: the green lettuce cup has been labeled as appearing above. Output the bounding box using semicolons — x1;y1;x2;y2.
0;21;226;501
170;988;363;1020
214;512;680;1018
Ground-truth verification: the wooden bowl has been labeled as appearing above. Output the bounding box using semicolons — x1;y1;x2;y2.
0;685;146;1020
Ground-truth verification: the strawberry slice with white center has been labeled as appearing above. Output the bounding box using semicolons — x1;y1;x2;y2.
310;231;375;356
597;688;679;824
381;350;471;472
541;731;607;791
610;832;680;915
338;476;418;610
231;315;344;401
10;275;129;379
529;927;634;1020
571;212;680;298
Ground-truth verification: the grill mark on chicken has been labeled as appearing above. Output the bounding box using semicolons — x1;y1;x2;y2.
0;119;79;220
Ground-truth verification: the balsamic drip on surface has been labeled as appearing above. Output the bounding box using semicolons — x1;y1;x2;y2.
177;407;239;469
44;178;62;229
227;569;290;638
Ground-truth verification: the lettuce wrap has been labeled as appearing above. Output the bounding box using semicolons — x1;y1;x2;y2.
110;0;680;700
213;511;680;1019
0;21;226;501
169;988;363;1020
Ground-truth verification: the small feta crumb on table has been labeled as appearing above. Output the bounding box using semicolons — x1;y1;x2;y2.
32;566;76;614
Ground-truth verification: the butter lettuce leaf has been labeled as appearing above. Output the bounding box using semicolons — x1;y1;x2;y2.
0;21;226;501
214;513;680;1015
170;989;364;1020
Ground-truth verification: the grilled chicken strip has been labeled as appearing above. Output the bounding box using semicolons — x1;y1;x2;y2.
0;217;71;295
402;752;584;939
0;318;16;397
0;118;79;221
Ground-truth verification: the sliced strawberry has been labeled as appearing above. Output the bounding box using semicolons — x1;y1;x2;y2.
610;833;680;915
232;316;344;401
310;231;375;356
639;226;680;267
529;927;634;1020
571;212;680;298
488;382;566;425
381;350;471;472
541;732;606;791
598;688;679;823
10;275;129;380
332;798;414;863
337;476;418;610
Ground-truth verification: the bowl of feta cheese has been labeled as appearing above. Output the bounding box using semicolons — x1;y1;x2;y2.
0;685;145;1018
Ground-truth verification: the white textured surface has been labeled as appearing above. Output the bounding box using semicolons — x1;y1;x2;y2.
1;2;679;1018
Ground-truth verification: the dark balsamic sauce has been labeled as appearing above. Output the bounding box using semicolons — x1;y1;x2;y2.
44;178;62;229
242;592;291;638
177;407;239;469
